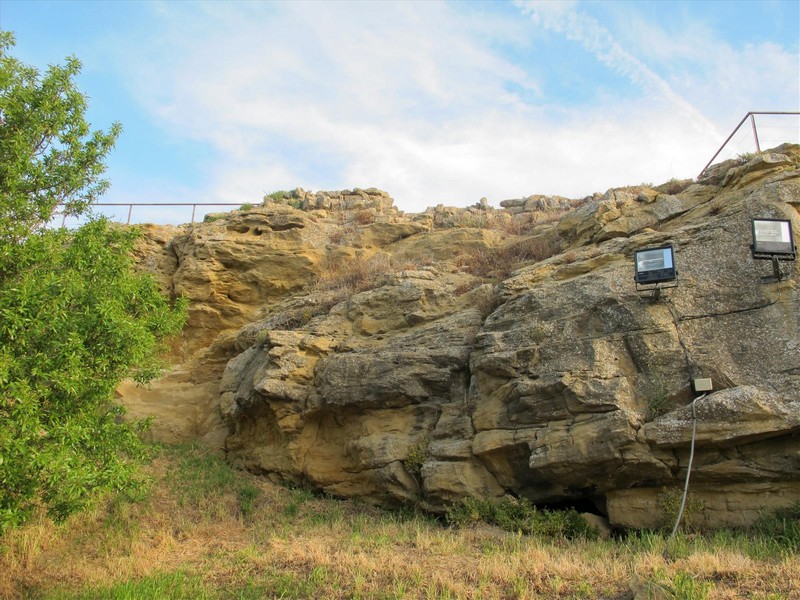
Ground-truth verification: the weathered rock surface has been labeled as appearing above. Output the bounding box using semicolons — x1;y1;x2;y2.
124;149;800;528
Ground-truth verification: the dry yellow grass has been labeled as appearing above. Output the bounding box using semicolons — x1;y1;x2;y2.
0;445;797;599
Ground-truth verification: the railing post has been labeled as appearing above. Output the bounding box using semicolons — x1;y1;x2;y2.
127;204;133;224
697;112;750;180
697;111;799;180
191;204;196;223
750;113;761;153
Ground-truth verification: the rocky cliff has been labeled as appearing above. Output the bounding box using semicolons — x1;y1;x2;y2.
122;146;800;529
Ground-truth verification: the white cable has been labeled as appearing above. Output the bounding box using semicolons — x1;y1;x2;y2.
663;392;706;560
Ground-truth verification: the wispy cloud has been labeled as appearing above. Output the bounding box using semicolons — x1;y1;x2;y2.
605;7;800;127
116;1;552;208
515;0;719;138
98;0;796;214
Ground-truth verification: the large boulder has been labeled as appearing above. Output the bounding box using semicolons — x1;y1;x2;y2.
220;270;490;505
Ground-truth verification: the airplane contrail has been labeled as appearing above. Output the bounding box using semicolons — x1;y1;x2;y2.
516;0;720;138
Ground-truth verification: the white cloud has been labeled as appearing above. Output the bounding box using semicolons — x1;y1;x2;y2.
105;0;795;216
587;5;800;129
677;41;799;127
117;1;551;210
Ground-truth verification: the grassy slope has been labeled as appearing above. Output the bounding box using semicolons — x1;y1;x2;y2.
0;444;797;600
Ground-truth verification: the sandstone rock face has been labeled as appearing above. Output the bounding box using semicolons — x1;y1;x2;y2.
126;151;800;528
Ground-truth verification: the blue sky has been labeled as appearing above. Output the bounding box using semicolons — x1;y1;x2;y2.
2;0;799;224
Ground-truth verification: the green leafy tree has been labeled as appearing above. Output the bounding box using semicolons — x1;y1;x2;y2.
0;31;121;247
0;32;186;531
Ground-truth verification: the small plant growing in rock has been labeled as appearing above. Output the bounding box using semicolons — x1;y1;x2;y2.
239;202;254;211
458;232;564;281
481;212;536;236
264;190;289;202
645;378;673;420
354;209;375;225
736;151;759;164
327;223;357;246
459;212;488;229
261;307;316;332
403;434;431;486
647;396;670;421
657;177;693;195
659;488;705;533
314;253;396;296
445;496;597;540
476;289;501;320
453;280;479;296
529;324;546;343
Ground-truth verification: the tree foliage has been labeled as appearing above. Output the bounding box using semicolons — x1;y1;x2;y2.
0;32;186;531
0;30;121;246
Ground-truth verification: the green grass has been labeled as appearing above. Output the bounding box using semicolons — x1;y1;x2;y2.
625;522;799;562
636;569;714;600
3;443;798;600
282;486;315;520
445;496;598;540
43;572;210;600
222;566;334;599
264;190;290;201
751;500;800;555
164;443;260;519
42;569;336;600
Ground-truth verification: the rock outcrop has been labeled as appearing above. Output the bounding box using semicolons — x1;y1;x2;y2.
123;146;800;529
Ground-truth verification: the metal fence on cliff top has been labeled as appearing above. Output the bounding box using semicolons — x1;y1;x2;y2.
54;111;800;227
697;111;800;180
57;202;244;228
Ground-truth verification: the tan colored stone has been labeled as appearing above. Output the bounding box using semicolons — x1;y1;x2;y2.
580;513;612;539
644;386;800;448
388;227;505;262
607;482;800;529
421;460;505;506
117;377;226;448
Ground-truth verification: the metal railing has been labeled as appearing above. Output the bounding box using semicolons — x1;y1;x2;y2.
54;112;798;226
58;202;244;227
698;111;800;179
